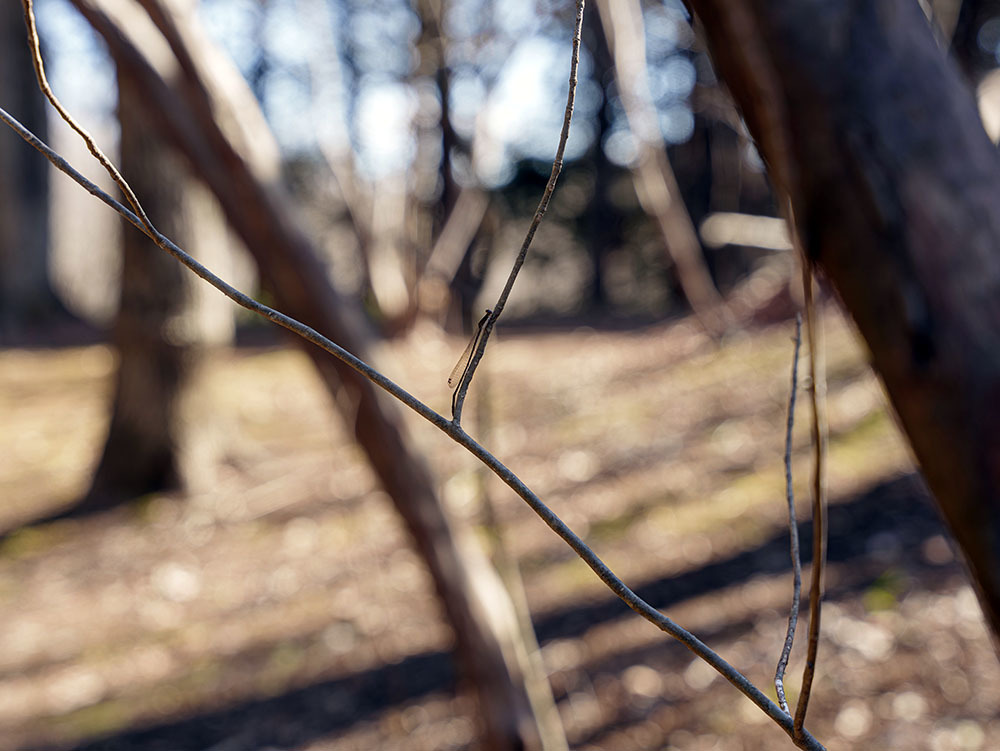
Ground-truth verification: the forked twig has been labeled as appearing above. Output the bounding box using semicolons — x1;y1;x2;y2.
450;0;586;423
0;105;825;749
794;262;828;738
4;3;825;747
775;312;803;714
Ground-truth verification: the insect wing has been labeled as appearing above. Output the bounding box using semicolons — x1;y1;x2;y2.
448;332;478;389
448;310;491;389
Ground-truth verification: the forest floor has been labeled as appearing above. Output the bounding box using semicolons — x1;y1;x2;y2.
0;304;997;751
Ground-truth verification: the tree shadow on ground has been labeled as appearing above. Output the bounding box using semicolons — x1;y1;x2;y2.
45;473;954;751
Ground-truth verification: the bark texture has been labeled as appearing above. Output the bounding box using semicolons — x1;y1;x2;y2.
689;0;1000;637
69;0;546;746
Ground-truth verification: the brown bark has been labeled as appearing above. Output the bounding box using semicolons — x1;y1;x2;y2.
689;0;1000;638
0;0;62;336
81;50;236;513
67;0;545;746
81;71;191;512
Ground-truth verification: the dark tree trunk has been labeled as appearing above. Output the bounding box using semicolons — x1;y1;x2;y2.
81;73;193;512
411;0;479;329
951;0;1000;84
0;0;64;338
689;0;1000;639
581;2;621;309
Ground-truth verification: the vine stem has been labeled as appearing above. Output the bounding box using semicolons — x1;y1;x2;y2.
793;262;828;739
775;312;803;714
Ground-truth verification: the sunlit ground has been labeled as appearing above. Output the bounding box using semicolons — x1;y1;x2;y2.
0;305;997;751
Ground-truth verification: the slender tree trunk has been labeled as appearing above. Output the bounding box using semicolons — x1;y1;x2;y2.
595;0;730;334
410;0;474;328
580;3;621;309
0;0;64;338
82;72;190;511
80;57;236;513
689;0;1000;639
70;1;547;746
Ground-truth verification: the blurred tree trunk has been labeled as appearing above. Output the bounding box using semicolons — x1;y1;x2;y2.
580;2;621;309
595;0;730;334
301;0;375;311
81;73;191;511
0;0;65;338
689;0;1000;640
80;61;236;513
70;1;547;747
410;0;477;328
411;0;462;239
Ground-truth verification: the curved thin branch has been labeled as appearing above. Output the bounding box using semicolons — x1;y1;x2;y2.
21;0;155;236
451;0;586;424
775;312;802;714
793;264;827;738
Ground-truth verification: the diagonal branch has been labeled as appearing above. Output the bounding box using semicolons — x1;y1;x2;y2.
31;2;551;745
1;103;824;750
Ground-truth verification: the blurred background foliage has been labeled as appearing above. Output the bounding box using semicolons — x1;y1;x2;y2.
26;0;779;332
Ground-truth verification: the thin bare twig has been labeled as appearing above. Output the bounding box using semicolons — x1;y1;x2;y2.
794;263;827;739
5;4;827;747
775;312;803;714
450;0;586;423
21;0;154;237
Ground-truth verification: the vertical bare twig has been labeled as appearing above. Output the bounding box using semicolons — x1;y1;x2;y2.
21;0;155;237
450;0;586;424
775;312;802;714
794;263;827;738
